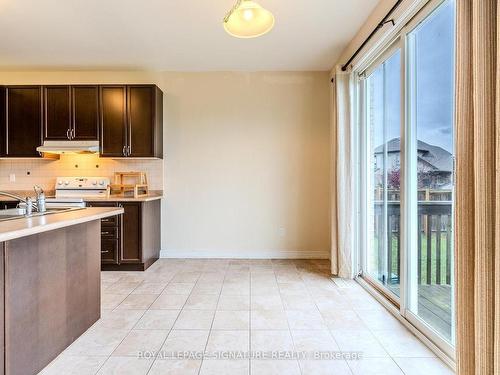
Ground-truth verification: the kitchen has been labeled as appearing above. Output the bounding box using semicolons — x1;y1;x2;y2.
0;1;457;375
0;83;163;374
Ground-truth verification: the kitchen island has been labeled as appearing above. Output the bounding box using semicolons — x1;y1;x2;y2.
0;207;123;375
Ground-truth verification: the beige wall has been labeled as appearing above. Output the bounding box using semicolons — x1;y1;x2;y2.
0;71;331;258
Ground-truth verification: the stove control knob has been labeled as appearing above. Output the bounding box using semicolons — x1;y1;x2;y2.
64;181;69;186
92;180;97;186
57;181;63;185
99;180;105;186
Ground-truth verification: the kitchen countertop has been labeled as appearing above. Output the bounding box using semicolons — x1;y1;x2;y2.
0;190;163;202
0;207;124;242
87;191;163;202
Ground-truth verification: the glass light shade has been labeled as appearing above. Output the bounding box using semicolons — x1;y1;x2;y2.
223;0;275;38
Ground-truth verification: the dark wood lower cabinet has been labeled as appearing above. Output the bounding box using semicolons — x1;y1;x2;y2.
87;200;160;271
0;201;19;210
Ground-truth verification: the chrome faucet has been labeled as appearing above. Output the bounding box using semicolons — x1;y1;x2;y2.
34;185;46;213
0;191;33;205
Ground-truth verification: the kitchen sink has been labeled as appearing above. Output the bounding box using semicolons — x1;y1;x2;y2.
0;207;84;222
0;208;26;216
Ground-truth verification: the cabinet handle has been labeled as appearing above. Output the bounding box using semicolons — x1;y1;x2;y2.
101;231;111;235
101;218;110;222
66;129;71;139
127;145;131;156
122;145;127;156
101;250;109;254
71;128;75;139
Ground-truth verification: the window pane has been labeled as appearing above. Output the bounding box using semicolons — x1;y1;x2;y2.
366;49;401;298
408;0;455;343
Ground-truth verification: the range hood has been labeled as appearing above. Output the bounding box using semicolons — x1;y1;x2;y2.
36;140;100;155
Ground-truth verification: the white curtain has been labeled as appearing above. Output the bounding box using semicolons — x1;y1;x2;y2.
331;67;356;279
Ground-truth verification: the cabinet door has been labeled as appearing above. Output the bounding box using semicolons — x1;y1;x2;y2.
43;86;71;140
121;203;142;263
127;85;155;157
100;86;127;157
0;87;5;156
72;86;99;140
6;86;42;157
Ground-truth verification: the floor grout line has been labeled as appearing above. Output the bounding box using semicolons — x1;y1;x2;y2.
196;262;227;375
273;262;303;375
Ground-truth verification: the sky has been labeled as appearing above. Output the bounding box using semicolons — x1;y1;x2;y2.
370;0;455;154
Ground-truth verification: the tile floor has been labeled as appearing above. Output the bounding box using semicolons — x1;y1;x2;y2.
39;259;454;375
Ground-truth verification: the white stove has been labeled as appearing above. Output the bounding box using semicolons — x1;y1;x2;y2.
50;177;111;207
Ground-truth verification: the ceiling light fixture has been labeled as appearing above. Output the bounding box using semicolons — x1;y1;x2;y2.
223;0;275;38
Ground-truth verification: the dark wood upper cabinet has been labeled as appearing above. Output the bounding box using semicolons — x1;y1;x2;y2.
128;86;154;157
72;86;99;140
128;85;162;158
100;86;127;157
44;85;99;141
100;84;162;158
0;87;6;156
4;86;42;157
0;84;162;158
44;86;71;140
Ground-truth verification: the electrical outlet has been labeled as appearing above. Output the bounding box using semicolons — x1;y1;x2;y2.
9;174;15;182
278;226;286;238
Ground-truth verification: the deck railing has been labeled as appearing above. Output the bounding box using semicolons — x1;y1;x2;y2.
374;198;453;286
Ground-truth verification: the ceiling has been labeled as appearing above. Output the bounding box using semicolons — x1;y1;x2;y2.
0;0;379;71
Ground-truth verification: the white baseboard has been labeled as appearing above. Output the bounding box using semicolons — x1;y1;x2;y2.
159;249;330;259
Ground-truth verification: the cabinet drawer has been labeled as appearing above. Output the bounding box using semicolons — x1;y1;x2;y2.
86;201;116;208
100;226;118;238
100;215;119;227
101;239;119;264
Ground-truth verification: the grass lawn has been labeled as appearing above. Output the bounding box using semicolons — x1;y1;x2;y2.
369;233;452;285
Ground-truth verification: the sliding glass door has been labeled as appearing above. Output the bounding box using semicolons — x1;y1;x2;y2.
360;0;455;356
406;0;455;346
365;48;401;299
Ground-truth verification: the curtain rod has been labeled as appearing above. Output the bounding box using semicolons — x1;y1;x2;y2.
341;0;403;72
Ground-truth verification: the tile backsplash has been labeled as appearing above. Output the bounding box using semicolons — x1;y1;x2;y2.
0;154;163;191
